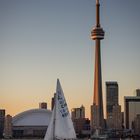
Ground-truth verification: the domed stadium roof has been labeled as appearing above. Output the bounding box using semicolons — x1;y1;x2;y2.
12;109;52;126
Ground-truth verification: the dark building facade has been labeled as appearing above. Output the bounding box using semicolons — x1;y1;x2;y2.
136;89;140;97
106;82;118;118
73;118;90;138
3;114;13;138
39;102;47;109
0;109;5;138
51;93;56;110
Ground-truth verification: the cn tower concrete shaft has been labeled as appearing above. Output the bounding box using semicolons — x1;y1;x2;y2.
91;0;105;130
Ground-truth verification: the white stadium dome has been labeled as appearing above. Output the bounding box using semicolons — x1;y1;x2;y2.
12;108;52;126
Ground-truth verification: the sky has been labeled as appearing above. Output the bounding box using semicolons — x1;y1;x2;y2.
0;0;140;118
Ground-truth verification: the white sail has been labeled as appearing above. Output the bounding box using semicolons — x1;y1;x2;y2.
44;79;76;140
44;105;55;140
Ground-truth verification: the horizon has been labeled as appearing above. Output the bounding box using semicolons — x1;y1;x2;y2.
0;0;140;118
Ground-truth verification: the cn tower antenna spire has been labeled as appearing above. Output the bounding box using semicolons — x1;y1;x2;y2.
96;0;100;27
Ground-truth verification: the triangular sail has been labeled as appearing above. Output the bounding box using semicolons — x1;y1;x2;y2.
44;105;55;140
55;79;76;139
44;79;76;140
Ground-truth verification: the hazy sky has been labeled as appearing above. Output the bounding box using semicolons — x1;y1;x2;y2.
0;0;140;118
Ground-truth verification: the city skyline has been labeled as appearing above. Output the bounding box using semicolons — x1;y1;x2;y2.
0;0;140;118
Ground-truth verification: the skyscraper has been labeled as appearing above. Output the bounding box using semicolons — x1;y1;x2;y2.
3;114;12;139
106;82;123;129
106;81;118;118
0;109;5;138
51;93;56;110
136;89;140;96
91;0;105;132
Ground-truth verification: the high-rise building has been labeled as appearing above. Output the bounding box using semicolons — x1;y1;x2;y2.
124;96;140;129
0;109;5;138
106;104;122;130
136;89;140;96
51;93;56;110
112;105;122;130
71;105;85;120
106;82;118;118
90;0;105;133
39;102;47;109
3;115;12;138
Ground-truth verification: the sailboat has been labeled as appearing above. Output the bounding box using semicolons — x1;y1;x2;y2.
44;79;77;140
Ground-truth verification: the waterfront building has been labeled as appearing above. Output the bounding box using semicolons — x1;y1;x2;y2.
0;109;5;138
124;95;140;129
71;105;85;120
90;0;105;133
39;102;47;109
12;108;52;138
3;114;12;138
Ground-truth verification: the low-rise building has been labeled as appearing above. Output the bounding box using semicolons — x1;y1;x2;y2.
73;118;90;138
71;105;85;120
71;105;90;137
12;109;52;138
124;95;140;129
133;114;140;136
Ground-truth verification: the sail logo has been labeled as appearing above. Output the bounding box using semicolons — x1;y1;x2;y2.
57;91;69;118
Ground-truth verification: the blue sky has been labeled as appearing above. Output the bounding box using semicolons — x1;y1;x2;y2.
0;0;140;118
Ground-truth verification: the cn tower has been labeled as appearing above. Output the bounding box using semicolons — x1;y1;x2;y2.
91;0;104;132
